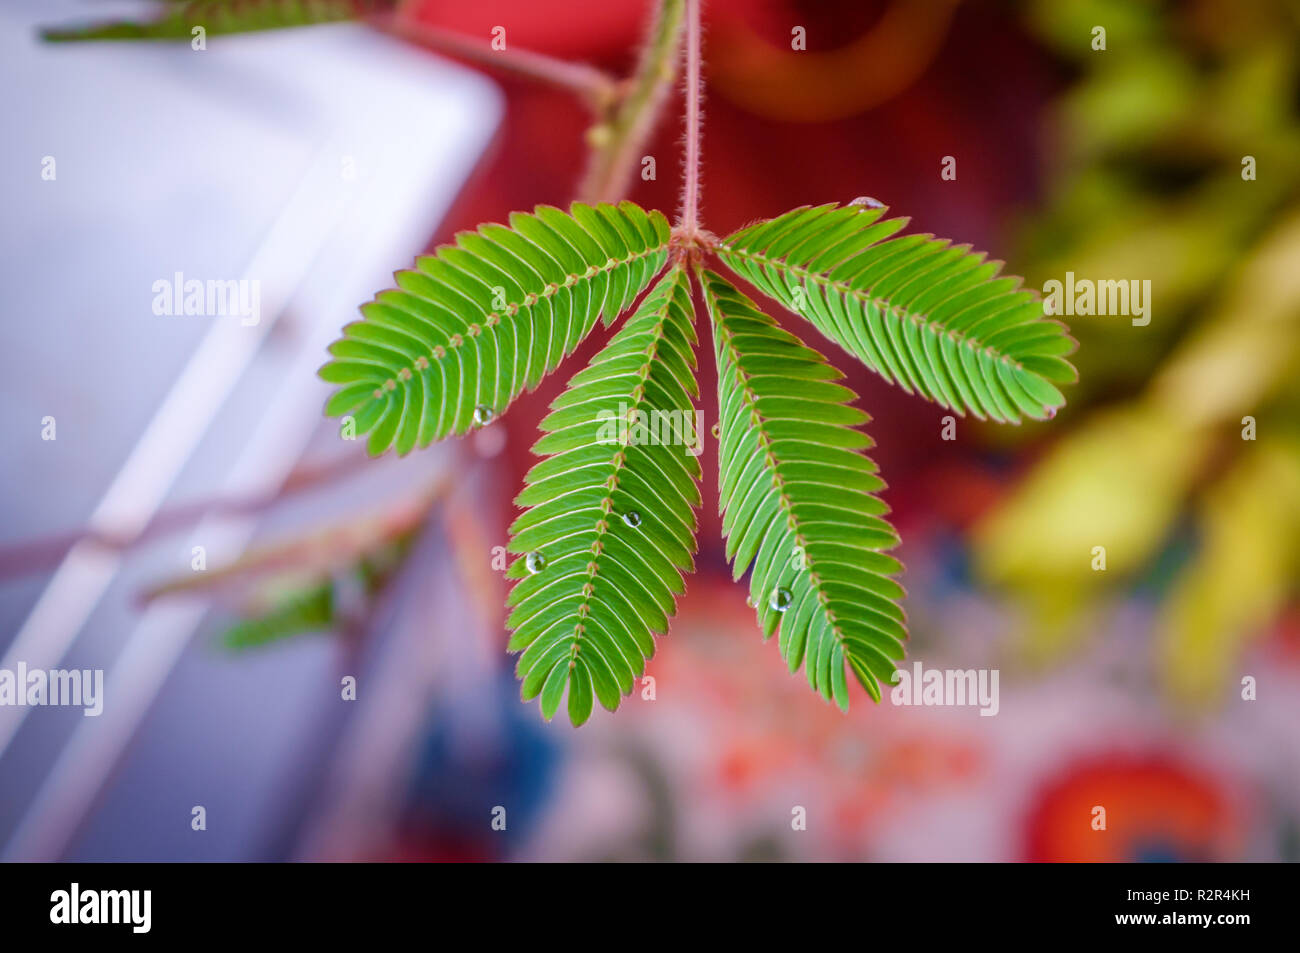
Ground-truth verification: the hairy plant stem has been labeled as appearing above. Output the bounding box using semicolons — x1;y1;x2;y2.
578;0;687;203
378;2;689;207
372;12;620;108
679;0;703;238
0;450;378;580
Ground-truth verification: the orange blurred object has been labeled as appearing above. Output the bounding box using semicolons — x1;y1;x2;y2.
1024;754;1240;862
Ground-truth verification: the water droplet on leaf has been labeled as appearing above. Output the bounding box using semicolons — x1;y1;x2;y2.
525;551;547;574
473;404;493;427
711;423;720;439
622;511;642;528
849;196;885;209
770;587;793;612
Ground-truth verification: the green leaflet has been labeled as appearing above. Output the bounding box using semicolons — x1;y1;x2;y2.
702;269;906;710
223;582;334;649
319;201;673;456
716;203;1078;423
41;0;382;42
221;528;415;650
505;267;701;725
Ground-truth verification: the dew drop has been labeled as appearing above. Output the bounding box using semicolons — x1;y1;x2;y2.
473;404;494;427
710;423;721;439
622;511;642;528
745;594;755;608
525;551;547;574
769;587;793;612
849;196;885;209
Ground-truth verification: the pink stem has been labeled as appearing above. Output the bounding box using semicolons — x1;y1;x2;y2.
679;0;703;235
372;13;618;108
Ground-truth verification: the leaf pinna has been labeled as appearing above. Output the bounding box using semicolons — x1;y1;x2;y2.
505;269;700;725
703;269;905;709
319;202;672;457
40;1;387;42
718;203;1077;423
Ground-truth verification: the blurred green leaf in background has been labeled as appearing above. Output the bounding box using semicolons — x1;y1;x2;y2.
975;0;1300;706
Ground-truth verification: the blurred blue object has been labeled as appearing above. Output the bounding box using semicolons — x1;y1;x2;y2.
402;671;562;860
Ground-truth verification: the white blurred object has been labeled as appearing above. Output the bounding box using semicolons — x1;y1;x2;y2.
0;1;501;859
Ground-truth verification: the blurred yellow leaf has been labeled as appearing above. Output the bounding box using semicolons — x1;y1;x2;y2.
974;403;1207;586
1160;441;1300;705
